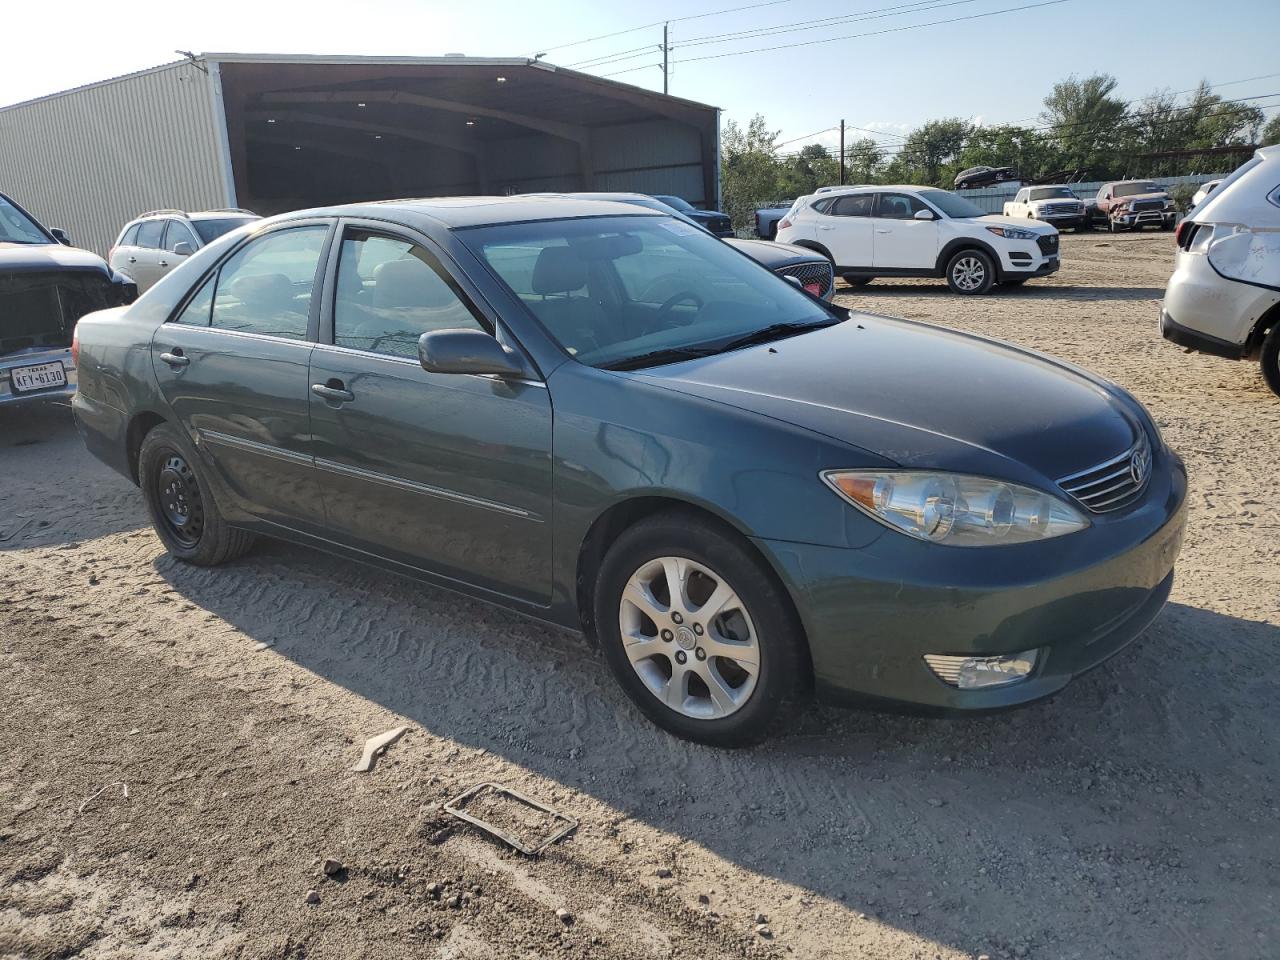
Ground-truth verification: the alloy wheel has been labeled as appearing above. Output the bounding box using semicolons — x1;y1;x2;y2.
951;256;986;292
156;453;205;548
618;556;760;720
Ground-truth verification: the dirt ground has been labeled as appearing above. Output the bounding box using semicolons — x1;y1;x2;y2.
2;232;1278;960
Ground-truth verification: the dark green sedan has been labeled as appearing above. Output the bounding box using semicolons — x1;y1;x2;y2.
72;197;1187;746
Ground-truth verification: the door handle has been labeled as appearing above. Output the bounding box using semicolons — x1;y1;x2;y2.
159;350;189;368
312;382;354;403
128;256;137;263
159;259;170;268
817;225;834;231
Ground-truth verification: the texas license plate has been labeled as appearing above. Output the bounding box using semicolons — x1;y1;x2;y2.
10;361;67;393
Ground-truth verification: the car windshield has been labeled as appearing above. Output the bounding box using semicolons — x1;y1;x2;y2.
654;195;695;213
917;189;986;219
1114;182;1161;198
1030;187;1077;200
192;216;257;244
463;215;836;369
0;196;51;244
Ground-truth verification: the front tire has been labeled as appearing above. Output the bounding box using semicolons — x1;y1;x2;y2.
1261;324;1280;399
593;512;807;747
139;423;255;565
945;249;995;295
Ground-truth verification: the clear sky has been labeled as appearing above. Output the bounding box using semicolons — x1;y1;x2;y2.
4;0;1277;155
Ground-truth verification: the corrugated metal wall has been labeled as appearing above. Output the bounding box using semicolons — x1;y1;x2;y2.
955;173;1228;214
593;120;707;205
0;62;229;256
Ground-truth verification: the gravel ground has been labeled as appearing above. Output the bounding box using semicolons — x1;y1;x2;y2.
2;232;1278;960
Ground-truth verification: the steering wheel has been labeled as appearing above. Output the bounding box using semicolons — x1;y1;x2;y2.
656;291;704;326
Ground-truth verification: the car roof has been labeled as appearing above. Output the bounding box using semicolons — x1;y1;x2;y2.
268;196;668;230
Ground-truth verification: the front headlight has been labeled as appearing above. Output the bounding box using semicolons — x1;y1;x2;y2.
822;470;1089;547
986;226;1039;240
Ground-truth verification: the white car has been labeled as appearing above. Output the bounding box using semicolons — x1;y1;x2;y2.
109;208;258;292
1190;178;1222;208
1003;185;1089;231
1161;145;1280;397
776;185;1060;294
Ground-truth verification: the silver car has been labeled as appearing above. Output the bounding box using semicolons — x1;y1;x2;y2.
109;208;258;292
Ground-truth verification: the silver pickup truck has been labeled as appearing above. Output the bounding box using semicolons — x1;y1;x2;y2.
1;191;136;408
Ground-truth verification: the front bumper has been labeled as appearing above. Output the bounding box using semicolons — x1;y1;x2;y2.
1112;210;1176;228
756;449;1188;711
0;347;77;407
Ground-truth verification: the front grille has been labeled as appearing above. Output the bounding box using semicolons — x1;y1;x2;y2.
1041;203;1081;216
1036;234;1059;255
775;260;833;298
1132;199;1164;212
1057;435;1151;513
711;216;732;233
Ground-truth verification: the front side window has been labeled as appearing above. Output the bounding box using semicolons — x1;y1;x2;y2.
333;231;486;359
208;226;327;341
136;219;165;249
165;220;199;252
915;190;986;219
875;192;930;219
0;196;49;244
192;216;256;244
464;215;834;369
830;194;874;217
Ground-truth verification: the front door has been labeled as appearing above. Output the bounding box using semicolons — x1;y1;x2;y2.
157;219;199;286
871;192;940;270
308;224;554;604
818;193;875;270
150;221;332;528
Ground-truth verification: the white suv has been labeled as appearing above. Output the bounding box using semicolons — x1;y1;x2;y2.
1161;145;1280;397
776;185;1060;294
109;208;258;292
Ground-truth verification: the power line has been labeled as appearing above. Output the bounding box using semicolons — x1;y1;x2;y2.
535;0;799;56
601;0;1072;75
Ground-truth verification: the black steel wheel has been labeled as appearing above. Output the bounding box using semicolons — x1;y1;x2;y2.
155;453;205;549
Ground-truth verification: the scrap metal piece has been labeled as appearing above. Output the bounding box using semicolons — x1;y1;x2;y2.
353;726;408;772
443;782;579;856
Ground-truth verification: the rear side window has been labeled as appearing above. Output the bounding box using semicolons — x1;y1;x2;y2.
811;198;835;214
120;223;140;246
208;226;328;341
333;231;486;358
172;275;215;326
136;219;165;248
830;194;874;217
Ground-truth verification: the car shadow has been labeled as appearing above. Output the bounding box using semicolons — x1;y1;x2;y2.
0;401;147;549
152;537;1280;958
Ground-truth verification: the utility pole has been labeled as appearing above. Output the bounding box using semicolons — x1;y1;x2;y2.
839;119;846;185
662;23;669;95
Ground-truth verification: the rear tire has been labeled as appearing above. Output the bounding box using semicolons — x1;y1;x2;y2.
593;511;807;747
842;275;873;287
139;423;255;566
945;249;995;295
1261;324;1280;399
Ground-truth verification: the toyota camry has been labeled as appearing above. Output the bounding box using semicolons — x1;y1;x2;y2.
72;197;1187;746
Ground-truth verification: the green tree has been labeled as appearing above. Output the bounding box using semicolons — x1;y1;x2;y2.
882;118;972;186
1040;73;1128;177
1262;115;1280;147
957;124;1063;181
844;138;885;184
720;114;782;232
777;143;841;196
1132;81;1264;176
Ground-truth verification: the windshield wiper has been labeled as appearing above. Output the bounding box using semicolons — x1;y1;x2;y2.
600;345;718;371
712;318;841;354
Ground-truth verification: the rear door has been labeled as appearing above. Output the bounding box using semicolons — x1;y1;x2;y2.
129;219;167;291
150;220;333;529
307;221;554;603
871;192;939;270
820;193;875;269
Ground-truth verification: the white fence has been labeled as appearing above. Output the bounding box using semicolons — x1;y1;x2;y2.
954;173;1227;213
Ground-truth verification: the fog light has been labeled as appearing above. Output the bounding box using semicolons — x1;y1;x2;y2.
924;649;1039;689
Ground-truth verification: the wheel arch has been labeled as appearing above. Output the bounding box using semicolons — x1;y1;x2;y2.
935;237;1002;278
789;238;835;265
574;495;814;688
1246;298;1280;359
125;410;169;485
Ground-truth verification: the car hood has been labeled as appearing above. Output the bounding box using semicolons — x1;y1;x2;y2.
1113;192;1169;203
630;316;1143;483
0;242;112;274
971;215;1059;233
724;237;823;268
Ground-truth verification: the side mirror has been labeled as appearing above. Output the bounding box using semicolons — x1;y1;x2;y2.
419;329;525;378
50;228;72;245
913;208;935;221
172;241;194;257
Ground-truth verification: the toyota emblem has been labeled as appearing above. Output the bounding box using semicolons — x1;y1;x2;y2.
1130;448;1149;485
